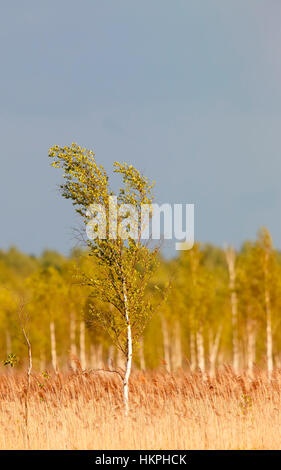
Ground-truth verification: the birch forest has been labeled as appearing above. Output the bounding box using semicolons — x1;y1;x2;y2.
1;225;280;380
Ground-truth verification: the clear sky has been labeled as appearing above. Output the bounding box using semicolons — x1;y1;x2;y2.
1;0;281;256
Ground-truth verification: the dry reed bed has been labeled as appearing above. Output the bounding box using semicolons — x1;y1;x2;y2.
0;367;281;449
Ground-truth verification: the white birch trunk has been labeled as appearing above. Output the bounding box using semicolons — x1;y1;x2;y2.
264;249;273;381
161;315;171;373
190;331;197;371
196;326;206;378
50;320;58;373
209;325;222;378
266;294;273;381
246;319;256;379
70;312;77;370
79;320;86;370
172;320;182;370
225;247;239;374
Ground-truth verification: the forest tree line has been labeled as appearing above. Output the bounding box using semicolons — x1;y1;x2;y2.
0;226;281;378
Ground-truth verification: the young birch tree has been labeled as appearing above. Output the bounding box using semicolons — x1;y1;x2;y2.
49;143;158;414
236;242;261;378
255;228;279;381
178;243;212;378
26;266;67;373
225;246;239;374
237;230;280;380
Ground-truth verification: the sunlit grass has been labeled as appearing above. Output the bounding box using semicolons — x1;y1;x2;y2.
0;367;280;449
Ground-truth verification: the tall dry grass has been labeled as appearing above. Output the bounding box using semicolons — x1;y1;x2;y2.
0;367;281;449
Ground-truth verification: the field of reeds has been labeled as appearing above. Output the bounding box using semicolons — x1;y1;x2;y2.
0;367;281;450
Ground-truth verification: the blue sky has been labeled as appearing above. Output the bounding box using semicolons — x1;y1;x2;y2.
1;0;281;256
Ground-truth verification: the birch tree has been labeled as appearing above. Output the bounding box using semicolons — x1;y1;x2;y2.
255;228;280;380
237;230;281;380
49;143;158;413
236;242;261;378
225;246;239;374
63;261;88;370
26;266;67;373
178;243;213;378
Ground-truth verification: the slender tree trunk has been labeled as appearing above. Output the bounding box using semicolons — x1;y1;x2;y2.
123;280;132;416
265;292;273;380
70;312;77;370
246;318;256;379
50;320;58;373
209;325;222;378
232;306;239;374
225;247;239;374
161;315;171;372
264;249;273;381
196;325;206;378
139;337;146;371
190;331;197;371
172;320;182;370
79;320;86;370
